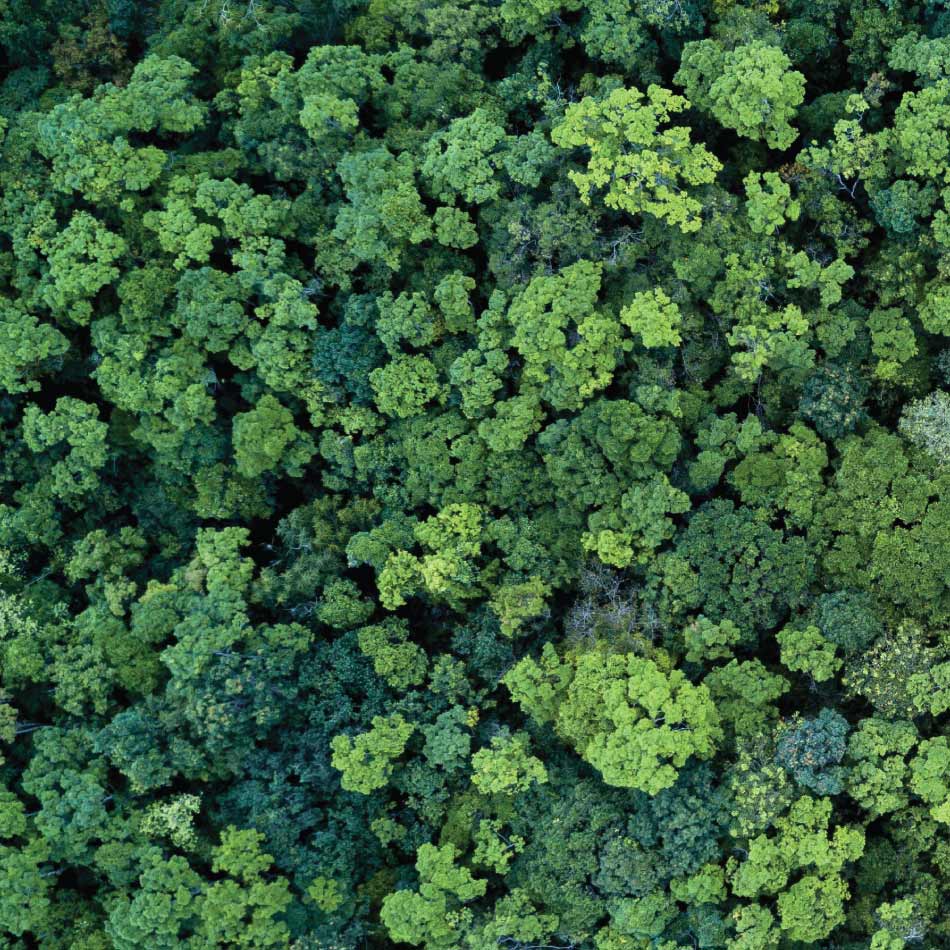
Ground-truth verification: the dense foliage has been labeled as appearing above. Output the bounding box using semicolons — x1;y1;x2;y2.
5;0;950;946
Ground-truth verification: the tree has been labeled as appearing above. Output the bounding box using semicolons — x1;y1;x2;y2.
798;364;867;439
506;259;622;412
621;288;683;348
728;796;864;899
330;714;414;794
676;40;806;149
774;709;849;796
728;797;863;942
374;290;441;355
332;147;432;271
844;625;934;719
35;54;205;204
893;80;950;181
106;851;204;950
195;828;293;948
846;717;916;818
801;93;889;197
488;576;550;637
551;84;721;232
506;649;722;794
22;397;109;503
663;499;813;633
467;889;558;949
0;301;69;394
421;108;507;205
470;730;548;795
683;616;742;664
744;171;801;234
899;391;950;466
871;899;929;949
358;618;428;689
705;659;788;738
377;502;486;609
539;394;687;568
0;841;52;937
776;874;850;943
380;843;486;947
867;308;918;381
776;625;842;682
808;589;882;656
909;737;950;823
727;905;780;950
232;394;314;478
39;211;126;324
370;354;446;419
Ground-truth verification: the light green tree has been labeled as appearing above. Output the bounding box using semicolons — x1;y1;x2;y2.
380;843;486;947
505;649;721;793
471;731;548;795
676;40;805;149
621;288;682;348
776;625;842;683
552;84;721;232
909;736;950;823
330;714;414;794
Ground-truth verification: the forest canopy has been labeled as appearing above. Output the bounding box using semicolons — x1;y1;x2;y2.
2;0;950;947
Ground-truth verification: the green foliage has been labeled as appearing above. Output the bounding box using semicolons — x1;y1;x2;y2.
726;742;795;839
471;819;524;874
844;625;934;719
507;259;619;412
333;147;432;271
676;40;806;148
744;172;801;234
899;390;950;466
705;659;788;738
371;354;446;418
727;798;863;942
4;4;950;947
665;499;813;632
232;394;314;478
846;717;917;818
380;843;486;947
684;616;742;664
777;873;850;943
909;737;950;823
798;364;867;439
41;212;126;324
0;302;69;394
422;108;507;205
106;829;293;949
142;794;201;851
776;625;842;682
870;898;929;949
809;589;882;656
507;649;721;793
330;714;414;794
358;618;428;689
199;828;293;948
552;84;721;232
489;575;550;637
23;397;109;502
621;288;682;348
775;709;850;796
470;730;548;795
